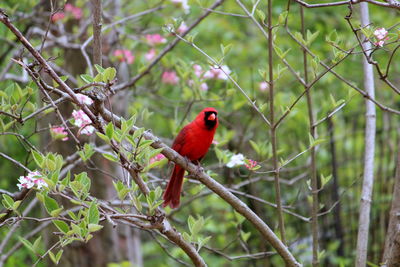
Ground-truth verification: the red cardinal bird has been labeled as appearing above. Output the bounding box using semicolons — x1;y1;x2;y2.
163;107;219;208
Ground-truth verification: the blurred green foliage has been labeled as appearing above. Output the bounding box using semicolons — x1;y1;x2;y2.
0;0;399;266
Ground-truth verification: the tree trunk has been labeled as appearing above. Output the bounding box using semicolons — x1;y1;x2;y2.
327;117;344;257
355;3;377;267
382;137;400;266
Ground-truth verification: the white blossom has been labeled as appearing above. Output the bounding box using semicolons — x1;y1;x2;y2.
17;171;47;190
226;153;245;168
171;0;190;13
75;93;93;105
203;65;231;80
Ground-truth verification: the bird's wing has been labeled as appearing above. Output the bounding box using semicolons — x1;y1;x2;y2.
171;124;190;154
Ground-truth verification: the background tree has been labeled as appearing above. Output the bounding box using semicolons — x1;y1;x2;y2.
0;0;399;266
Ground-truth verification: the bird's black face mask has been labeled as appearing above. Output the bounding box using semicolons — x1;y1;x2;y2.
204;111;218;130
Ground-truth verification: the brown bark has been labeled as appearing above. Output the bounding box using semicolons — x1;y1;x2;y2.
382;137;400;266
327;117;344;257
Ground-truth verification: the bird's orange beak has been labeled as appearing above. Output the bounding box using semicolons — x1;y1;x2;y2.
209;113;216;121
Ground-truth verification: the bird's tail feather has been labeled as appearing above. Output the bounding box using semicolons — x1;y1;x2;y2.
163;165;185;209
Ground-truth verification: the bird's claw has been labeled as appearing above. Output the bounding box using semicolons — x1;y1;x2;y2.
195;165;204;176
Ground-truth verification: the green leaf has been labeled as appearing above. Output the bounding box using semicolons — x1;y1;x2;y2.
278;11;288;24
105;122;114;139
70;173;91;200
113;181;130;200
145;157;167;171
12;200;21;211
44;195;59;214
32;150;43;167
36;192;44;203
18;236;34;252
50;207;64;218
306;179;312;191
2;194;14;209
3;120;15;131
88;223;103;232
49;251;57;264
132;195;142;212
197;236;211;251
85;234;94;242
256;9;266;22
131;128;145;141
45;158;57;172
147;148;164;160
88;201;99;225
360;27;372;39
49;249;63;264
233;210;245;224
249;140;261;156
138;139;153;149
94;64;105;74
187;33;197;43
274;46;291;59
96;132;110;143
80;74;94;84
258;69;267;80
183;232;191;242
78;143;95;162
102;153;119;162
32;236;42;253
53;220;69;233
220;44;233;56
320;174;333;188
56;250;63;263
103;67;116;82
70;223;82;237
191;216;205;236
306;30;320;45
67;211;78;221
294;31;306;46
93;73;103;83
241;231;251;242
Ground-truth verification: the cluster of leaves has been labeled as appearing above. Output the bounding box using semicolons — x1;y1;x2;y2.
0;0;399;266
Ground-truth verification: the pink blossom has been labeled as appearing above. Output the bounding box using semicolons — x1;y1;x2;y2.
162;71;180;85
50;126;69;141
80;125;95;136
149;153;166;164
145;48;157;61
171;0;190;13
17;171;47;190
200;82;208;91
75;93;93;105
203;65;231;80
145;34;167;46
65;3;83;20
374;28;388;40
375;40;385;47
114;49;135;64
374;28;389;47
51;12;65;22
72;110;91;127
72;110;95;136
259;81;269;91
212;139;219;145
188;79;208;91
193;64;203;78
245;159;258;170
177;22;188;34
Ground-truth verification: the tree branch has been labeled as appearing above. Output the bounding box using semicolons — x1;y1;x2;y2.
100;108;301;266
